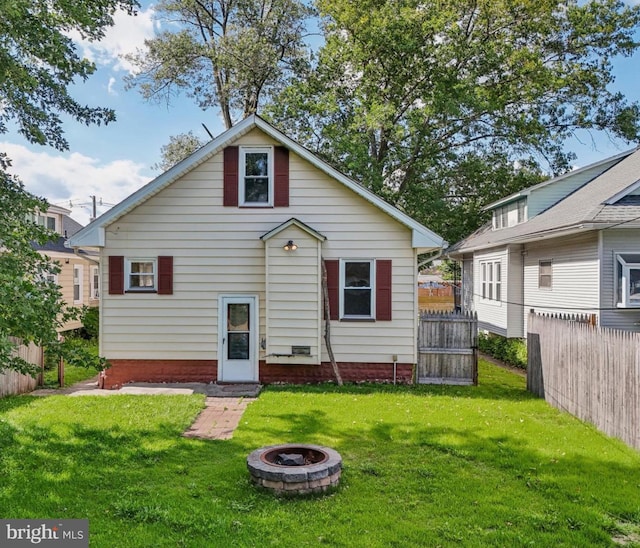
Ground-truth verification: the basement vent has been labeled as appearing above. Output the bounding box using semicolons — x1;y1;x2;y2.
291;346;311;356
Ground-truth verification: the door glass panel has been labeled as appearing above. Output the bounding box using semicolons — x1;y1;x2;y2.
227;303;250;360
228;304;249;331
228;333;249;360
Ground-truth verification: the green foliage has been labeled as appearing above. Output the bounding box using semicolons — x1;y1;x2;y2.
438;260;460;282
0;0;134;374
153;131;206;171
80;306;100;340
2;362;640;546
0;0;138;151
266;0;640;244
478;332;528;369
125;0;314;129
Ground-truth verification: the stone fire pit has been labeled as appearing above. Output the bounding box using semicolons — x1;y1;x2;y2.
247;443;342;495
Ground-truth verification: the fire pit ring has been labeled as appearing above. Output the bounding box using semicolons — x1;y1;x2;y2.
247;444;342;495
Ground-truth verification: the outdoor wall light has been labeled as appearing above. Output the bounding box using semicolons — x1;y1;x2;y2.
283;240;298;251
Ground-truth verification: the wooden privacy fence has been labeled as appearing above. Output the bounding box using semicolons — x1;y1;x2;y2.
527;312;640;451
417;311;478;385
0;338;44;398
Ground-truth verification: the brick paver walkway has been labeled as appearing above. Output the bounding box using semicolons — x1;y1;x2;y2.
182;397;256;440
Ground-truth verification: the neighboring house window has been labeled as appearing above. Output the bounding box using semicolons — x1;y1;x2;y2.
480;261;501;301
126;259;156;291
239;147;273;206
91;265;100;299
517;199;526;223
615;253;640;307
341;260;374;318
37;214;57;232
73;265;83;304
539;260;552;289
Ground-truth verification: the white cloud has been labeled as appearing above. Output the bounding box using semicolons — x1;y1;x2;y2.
2;142;150;225
69;7;156;74
107;77;118;96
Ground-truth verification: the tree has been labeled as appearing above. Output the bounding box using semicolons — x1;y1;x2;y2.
1;0;138;151
266;0;640;244
0;0;139;374
153;131;207;171
125;0;314;130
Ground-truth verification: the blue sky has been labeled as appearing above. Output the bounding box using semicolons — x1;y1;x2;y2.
3;2;640;225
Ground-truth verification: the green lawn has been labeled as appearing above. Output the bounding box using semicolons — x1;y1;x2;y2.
1;361;639;547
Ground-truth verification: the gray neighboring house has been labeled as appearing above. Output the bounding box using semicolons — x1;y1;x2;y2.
448;147;640;337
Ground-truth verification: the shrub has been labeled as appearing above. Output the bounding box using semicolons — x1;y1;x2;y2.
81;306;99;340
478;332;527;369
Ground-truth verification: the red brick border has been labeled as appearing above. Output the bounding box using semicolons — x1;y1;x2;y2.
103;359;413;389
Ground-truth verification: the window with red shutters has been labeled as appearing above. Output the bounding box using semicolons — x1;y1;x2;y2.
223;146;239;207
108;256;124;295
157;256;173;295
375;260;392;321
324;259;339;320
274;146;289;207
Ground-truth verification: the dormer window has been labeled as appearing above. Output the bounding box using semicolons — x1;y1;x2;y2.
239;147;273;206
492;198;526;229
37;214;57;232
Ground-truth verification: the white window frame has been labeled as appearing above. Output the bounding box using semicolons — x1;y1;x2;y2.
615;253;640;308
239;146;273;207
90;265;100;300
539;260;552;289
73;264;83;304
37;214;57;232
517;199;526;224
480;261;501;302
125;258;157;292
340;259;375;319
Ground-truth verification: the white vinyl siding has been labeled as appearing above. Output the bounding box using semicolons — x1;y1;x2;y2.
523;233;599;332
101;128;418;364
264;225;321;364
526;159;622;218
600;230;640;331
474;248;508;336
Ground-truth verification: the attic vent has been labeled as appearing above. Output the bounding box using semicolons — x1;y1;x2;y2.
292;346;311;356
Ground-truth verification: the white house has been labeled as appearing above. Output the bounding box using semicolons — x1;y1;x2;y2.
69;115;445;388
448;147;640;338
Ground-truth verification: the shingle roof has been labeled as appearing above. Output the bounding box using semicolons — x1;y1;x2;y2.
450;148;640;254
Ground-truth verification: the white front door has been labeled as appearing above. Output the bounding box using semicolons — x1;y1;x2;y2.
218;295;259;382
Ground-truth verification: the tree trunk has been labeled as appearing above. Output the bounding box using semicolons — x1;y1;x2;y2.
321;258;343;386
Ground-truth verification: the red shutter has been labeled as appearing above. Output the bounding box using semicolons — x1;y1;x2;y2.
108;256;124;295
223;146;239;207
157;256;173;295
376;260;392;321
325;259;339;320
274;146;289;207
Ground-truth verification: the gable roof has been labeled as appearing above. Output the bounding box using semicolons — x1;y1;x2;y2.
260;218;327;242
483;149;634;211
450;147;640;255
69;115;444;251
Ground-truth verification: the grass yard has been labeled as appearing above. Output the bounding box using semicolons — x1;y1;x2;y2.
1;361;639;547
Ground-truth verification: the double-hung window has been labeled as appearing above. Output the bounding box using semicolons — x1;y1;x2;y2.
341;260;374;319
615;253;640;308
539;260;552;289
91;265;100;299
37;214;57;232
126;259;156;291
73;265;83;304
480;261;501;302
239;147;273;206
